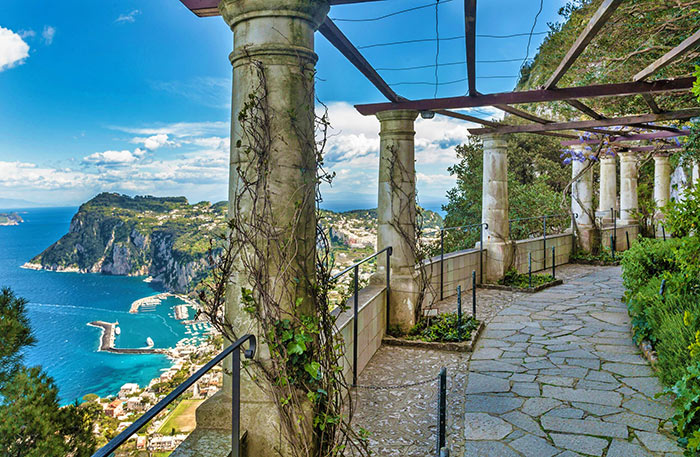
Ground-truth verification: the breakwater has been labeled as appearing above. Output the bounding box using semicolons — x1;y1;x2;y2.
87;321;164;355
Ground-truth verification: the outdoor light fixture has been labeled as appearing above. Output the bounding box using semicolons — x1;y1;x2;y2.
420;110;435;119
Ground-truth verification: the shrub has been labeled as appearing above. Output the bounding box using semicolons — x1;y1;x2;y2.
498;268;555;289
407;313;479;342
621;237;681;294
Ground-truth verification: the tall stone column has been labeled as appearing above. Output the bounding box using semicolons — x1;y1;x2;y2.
619;150;639;225
196;1;329;455
653;153;671;237
375;110;419;332
596;153;617;225
693;161;700;187
571;154;595;251
481;134;512;281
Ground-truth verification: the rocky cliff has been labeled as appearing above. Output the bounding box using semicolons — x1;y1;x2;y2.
27;193;227;293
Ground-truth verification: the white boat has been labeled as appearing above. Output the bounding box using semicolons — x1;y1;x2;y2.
115;326;121;335
146;337;154;347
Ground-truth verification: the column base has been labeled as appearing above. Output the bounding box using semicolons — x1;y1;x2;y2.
387;273;421;333
484;241;514;283
595;210;615;226
576;225;597;252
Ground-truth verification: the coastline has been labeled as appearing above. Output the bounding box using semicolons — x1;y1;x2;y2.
87;321;165;355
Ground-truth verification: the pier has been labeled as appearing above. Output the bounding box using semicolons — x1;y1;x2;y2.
87;321;164;355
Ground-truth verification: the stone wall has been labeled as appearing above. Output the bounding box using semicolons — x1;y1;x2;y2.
423;248;484;303
601;224;640;252
334;285;387;380
513;233;573;274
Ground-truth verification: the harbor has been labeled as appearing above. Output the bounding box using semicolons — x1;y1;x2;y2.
87;321;164;355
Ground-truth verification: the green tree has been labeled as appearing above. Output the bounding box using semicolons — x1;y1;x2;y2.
0;288;97;456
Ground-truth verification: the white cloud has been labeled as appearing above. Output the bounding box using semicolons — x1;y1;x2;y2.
82;148;146;167
19;30;36;39
115;10;140;24
151;77;231;109
0;27;30;72
0;161;95;190
131;133;177;151
111;121;228;139
42;26;55;45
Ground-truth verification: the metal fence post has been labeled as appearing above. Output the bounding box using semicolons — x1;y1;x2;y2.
436;368;447;456
660;278;666;303
626;231;630;250
543;216;547;269
551;246;556;279
472;270;476;318
440;230;444;301
610;234;615;260
612;208;617;248
386;247;392;333
480;223;486;284
456;285;462;337
662;225;666;241
353;264;359;386
232;347;241;457
528;252;532;288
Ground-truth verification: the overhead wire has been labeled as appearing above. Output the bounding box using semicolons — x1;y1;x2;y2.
375;58;526;71
330;0;456;23
358;32;549;50
520;0;545;70
434;0;440;98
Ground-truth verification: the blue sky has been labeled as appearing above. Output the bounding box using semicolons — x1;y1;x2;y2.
0;0;568;209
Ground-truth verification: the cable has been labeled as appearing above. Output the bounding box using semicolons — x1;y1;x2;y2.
389;75;517;86
520;0;545;70
358;32;549;50
330;0;455;23
375;58;526;71
434;0;440;98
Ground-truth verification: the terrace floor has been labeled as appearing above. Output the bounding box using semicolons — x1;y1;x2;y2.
352;265;683;456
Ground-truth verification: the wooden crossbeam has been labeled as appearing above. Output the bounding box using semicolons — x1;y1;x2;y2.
318;18;403;102
468;108;700;135
544;0;623;89
464;0;477;96
434;110;577;139
561;130;688;146
355;77;694;115
565;100;604;119
634;28;700;81
641;94;662;113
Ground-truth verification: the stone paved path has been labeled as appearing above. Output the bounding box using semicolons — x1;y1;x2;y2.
464;266;681;456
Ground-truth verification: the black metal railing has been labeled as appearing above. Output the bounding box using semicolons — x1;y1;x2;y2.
438;223;487;300
435;367;447;457
91;334;257;457
331;246;392;385
509;213;575;269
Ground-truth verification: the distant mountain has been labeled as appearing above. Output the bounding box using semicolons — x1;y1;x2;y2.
27;193;443;292
0;198;42;209
0;212;24;226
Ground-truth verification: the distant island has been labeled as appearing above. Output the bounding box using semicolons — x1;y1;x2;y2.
0;212;24;226
24;192;443;293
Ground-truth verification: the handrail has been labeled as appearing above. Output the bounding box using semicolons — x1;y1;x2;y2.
331;246;392;385
331;246;393;280
92;334;257;457
438;223;488;299
508;213;576;269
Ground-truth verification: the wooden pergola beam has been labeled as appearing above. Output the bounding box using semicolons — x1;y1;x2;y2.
469;108;700;135
561;129;688;146
565;99;604;119
318;18;404;102
355;77;694;114
464;0;477;96
634;28;700;81
434;110;578;139
543;0;623;89
641;94;662;113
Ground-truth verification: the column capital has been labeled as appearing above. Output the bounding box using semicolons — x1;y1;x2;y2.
481;133;508;150
220;0;329;29
600;153;615;162
617;150;637;159
653;152;672;159
376;109;419;122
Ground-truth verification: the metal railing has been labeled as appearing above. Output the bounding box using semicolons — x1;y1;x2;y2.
509;213;576;269
438;223;487;300
435;367;447;457
331;246;392;385
91;334;257;457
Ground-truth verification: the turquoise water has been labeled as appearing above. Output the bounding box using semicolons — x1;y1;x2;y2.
0;207;192;405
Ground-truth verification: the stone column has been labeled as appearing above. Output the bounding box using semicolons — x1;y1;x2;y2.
481;134;512;281
619;150;639;225
653;153;671;236
693;161;700;187
596;153;617;225
375;109;420;332
196;1;329;455
571;154;595;251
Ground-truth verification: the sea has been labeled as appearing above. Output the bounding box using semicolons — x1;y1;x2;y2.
0;207;197;405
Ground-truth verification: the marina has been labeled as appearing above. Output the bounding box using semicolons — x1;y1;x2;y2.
87;321;164;355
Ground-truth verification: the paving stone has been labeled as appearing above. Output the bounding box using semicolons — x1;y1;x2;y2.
470;360;526;373
464;395;523;414
635;431;681;453
512;382;541;397
509;433;560;457
602;412;659;432
606;439;652;457
584;370;618;383
465;413;512;440
553;451;583;457
544;407;584;419
622;376;663;397
542;385;622;407
510;373;536;382
540;416;628;438
549;433;608;456
575;379;619;391
471;347;504;360
466;373;511;394
602;362;653;377
521;397;562;417
566;358;600;370
623;398;675;419
501;410;546;437
463;441;522;457
537;375;575;387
